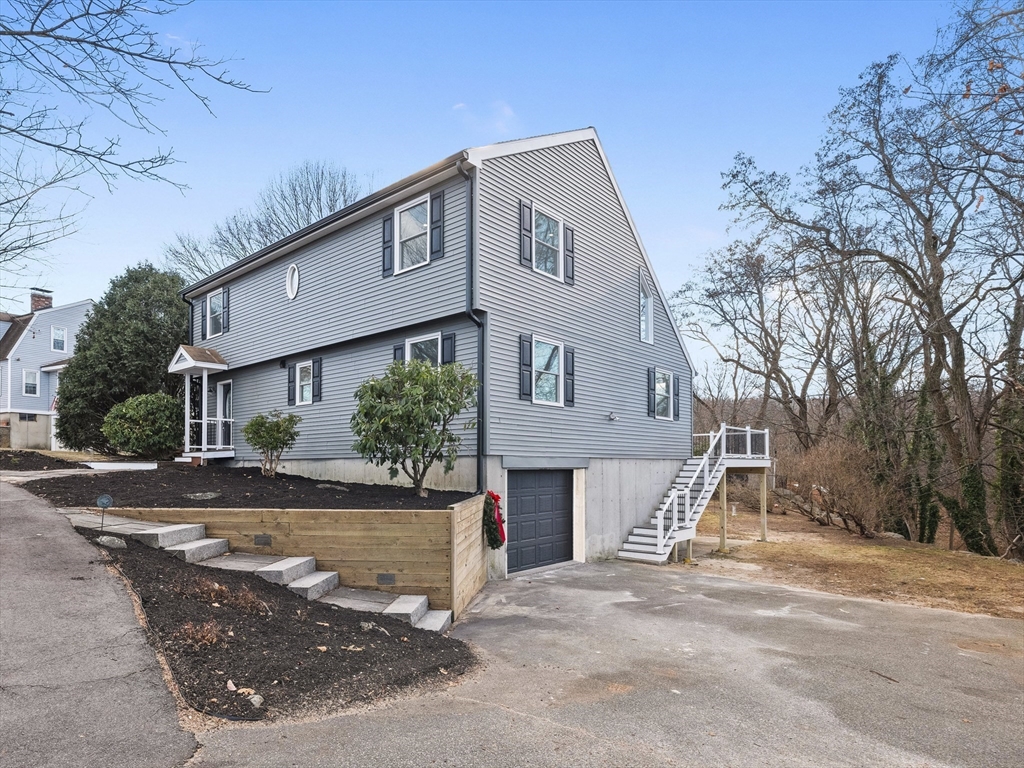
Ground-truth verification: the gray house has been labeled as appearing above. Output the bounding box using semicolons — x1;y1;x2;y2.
1;293;93;450
169;128;769;576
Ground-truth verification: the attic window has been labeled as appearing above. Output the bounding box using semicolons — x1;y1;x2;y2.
286;264;300;299
640;280;653;343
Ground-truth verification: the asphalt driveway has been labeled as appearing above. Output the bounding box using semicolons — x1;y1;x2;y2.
192;561;1023;767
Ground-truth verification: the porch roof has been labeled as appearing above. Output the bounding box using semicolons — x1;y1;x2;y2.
168;344;228;375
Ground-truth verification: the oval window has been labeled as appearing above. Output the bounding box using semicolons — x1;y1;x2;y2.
286;264;300;299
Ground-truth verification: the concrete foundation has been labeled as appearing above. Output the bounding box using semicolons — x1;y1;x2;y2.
228;455;478;492
1;413;51;450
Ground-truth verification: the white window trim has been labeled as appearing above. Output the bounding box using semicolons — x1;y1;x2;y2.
394;194;431;275
654;367;673;421
285;264;300;300
216;379;233;421
51;326;68;353
206;288;224;339
23;369;40;398
531;335;564;407
296;361;313;406
532;204;564;283
405;332;441;366
640;280;654;344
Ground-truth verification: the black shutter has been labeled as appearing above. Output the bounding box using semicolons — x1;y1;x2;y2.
564;226;575;286
673;375;681;421
188;301;194;345
519;334;532;400
287;364;296;406
221;287;230;332
519;200;533;268
564;346;575;407
382;215;394;277
441;332;456;365
312;357;322;403
430;191;444;259
393;344;405;362
200;298;207;341
647;367;656;417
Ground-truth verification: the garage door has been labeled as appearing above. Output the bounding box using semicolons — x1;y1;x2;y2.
507;470;573;573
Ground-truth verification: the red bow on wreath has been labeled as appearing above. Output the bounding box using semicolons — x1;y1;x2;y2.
483;490;505;549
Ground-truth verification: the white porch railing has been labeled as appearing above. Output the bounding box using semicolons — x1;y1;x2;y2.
653;423;770;556
186;418;234;452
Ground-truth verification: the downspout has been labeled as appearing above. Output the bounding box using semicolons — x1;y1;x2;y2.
182;294;193;346
457;158;485;495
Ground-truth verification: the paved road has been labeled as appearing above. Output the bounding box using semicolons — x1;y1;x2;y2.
192;561;1023;767
0;482;196;768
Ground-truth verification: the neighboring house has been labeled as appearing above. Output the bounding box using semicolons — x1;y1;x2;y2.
1;293;93;450
169;128;769;576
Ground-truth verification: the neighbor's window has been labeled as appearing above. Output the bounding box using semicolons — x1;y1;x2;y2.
297;361;313;405
51;326;67;352
533;208;561;279
655;369;672;420
23;370;39;397
406;334;440;366
397;196;429;273
533;338;562;405
208;289;224;337
639;282;653;343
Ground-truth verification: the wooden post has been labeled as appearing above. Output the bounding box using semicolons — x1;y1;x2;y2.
685;538;693;563
718;473;728;553
201;368;209;451
760;468;768;542
184;373;191;453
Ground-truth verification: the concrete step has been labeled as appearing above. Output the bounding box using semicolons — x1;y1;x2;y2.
318;586;396;613
164;537;229;563
617;549;670;563
287;570;339;600
382;594;429;626
201;553;287;573
255;556;316;585
414;609;452;633
132;523;206;549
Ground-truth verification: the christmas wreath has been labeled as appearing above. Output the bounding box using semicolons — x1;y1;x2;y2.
483;490;506;549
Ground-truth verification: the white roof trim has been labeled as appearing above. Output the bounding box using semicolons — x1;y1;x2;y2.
167;347;229;374
465;128;598;165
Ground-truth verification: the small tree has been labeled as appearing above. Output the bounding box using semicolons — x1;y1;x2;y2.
351;360;478;497
101;393;181;459
241;410;301;478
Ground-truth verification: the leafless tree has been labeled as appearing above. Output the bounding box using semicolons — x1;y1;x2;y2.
0;0;255;297
163;160;368;284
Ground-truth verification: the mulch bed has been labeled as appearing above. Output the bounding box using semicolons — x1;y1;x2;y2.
25;462;475;510
0;449;84;471
76;528;476;720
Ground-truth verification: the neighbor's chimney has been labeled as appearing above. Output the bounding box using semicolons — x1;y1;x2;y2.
30;289;53;312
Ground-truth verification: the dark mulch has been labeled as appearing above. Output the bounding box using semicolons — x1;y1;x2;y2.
77;528;475;720
0;450;83;471
25;462;474;510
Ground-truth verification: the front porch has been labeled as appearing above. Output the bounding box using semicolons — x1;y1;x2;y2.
168;345;234;461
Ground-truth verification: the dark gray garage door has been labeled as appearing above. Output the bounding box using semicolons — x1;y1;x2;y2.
507;470;573;573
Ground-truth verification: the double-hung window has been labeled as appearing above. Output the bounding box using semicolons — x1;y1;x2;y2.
533;337;562;405
654;369;672;420
639;281;653;343
396;196;430;273
533;208;562;280
23;370;39;397
406;333;440;366
296;361;313;405
51;326;67;353
207;289;225;337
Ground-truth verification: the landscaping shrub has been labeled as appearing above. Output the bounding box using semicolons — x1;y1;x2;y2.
101;393;181;459
241;410;301;478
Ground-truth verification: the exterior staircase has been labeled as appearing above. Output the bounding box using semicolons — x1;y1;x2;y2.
617;424;771;564
69;512;452;632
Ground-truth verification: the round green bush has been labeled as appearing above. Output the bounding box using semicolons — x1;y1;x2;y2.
101;393;182;459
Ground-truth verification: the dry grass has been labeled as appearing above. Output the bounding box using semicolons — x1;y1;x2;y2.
690;490;1024;619
172;620;224;650
171;576;273;615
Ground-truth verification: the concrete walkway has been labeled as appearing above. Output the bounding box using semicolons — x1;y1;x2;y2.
0;464;156;485
0;482;196;768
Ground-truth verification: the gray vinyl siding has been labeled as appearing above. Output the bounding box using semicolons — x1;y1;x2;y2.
477;139;692;458
4;302;91;413
209;316;479;461
190;178;467;369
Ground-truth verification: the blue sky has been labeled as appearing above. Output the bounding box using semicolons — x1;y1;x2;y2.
12;0;951;319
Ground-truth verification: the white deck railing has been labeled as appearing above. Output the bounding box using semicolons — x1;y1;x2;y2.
186;418;234;452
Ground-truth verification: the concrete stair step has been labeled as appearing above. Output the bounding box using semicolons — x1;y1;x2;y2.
414;609;452;633
318;586;396;613
132;523;206;549
200;553;286;573
287;570;340;601
164;537;229;563
255;556;316;585
382;594;429;626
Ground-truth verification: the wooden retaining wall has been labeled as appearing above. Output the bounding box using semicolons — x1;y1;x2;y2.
107;495;487;619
